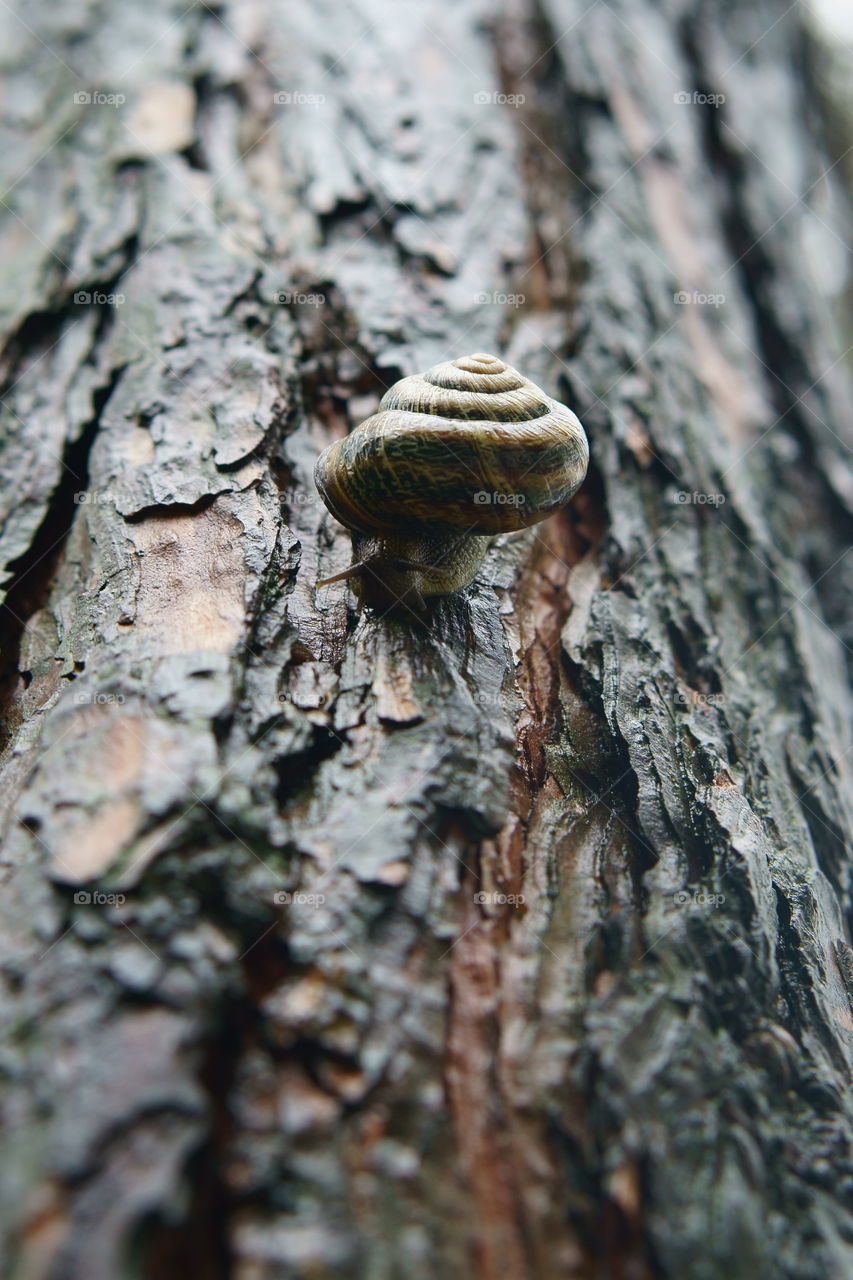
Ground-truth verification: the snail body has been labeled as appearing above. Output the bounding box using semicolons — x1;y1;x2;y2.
314;353;588;611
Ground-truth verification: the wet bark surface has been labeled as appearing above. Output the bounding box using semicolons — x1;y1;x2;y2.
0;0;852;1277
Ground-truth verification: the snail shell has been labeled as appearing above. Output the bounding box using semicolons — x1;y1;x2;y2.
314;352;588;611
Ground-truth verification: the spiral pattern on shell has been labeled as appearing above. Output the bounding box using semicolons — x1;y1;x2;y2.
314;353;588;536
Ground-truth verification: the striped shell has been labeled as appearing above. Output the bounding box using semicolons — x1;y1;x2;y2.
314;353;588;536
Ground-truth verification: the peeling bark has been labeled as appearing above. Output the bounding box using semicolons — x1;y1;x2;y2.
1;1;852;1278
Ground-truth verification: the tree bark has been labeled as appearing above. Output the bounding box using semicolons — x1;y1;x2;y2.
1;1;852;1278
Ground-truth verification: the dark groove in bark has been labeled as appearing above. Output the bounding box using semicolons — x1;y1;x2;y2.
0;364;123;749
680;16;853;670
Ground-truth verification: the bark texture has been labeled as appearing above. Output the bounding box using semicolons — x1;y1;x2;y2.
0;0;852;1277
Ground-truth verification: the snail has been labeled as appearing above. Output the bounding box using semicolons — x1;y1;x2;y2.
314;352;588;612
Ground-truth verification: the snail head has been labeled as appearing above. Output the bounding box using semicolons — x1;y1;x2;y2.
316;529;489;614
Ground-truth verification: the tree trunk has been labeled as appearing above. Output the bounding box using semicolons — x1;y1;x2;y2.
1;0;852;1277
